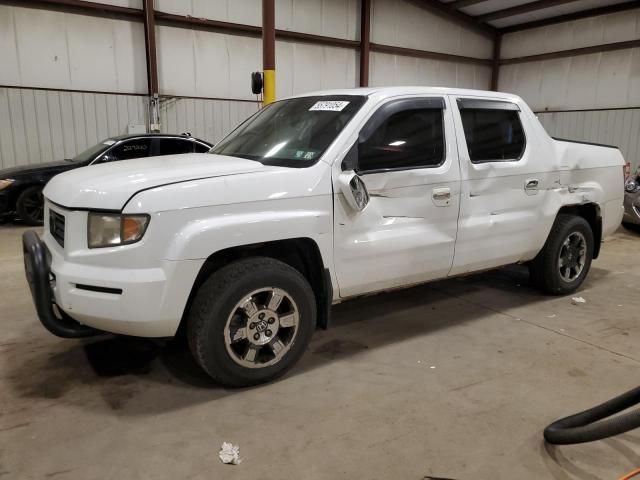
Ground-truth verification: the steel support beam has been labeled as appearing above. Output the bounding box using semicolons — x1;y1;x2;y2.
477;0;580;23
142;0;159;131
500;39;640;65
370;43;492;65
499;1;640;33
412;0;496;37
449;0;490;8
490;34;501;91
262;0;276;105
359;0;371;87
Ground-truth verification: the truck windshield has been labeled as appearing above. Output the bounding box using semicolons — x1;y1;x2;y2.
211;95;367;167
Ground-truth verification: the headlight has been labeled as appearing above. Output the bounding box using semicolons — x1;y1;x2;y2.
625;179;638;193
88;213;149;248
0;179;15;191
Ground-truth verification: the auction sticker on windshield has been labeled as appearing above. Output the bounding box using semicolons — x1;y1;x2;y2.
309;101;350;111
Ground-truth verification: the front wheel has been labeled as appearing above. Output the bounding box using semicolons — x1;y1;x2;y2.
187;257;316;387
529;214;594;295
16;186;45;226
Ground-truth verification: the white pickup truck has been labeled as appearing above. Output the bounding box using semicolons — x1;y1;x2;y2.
23;87;624;386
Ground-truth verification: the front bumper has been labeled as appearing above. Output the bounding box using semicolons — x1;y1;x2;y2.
22;230;99;337
24;223;203;338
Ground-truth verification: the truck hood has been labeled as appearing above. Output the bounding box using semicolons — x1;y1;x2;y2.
44;153;268;210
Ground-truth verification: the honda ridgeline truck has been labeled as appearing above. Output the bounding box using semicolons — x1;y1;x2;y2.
23;87;625;387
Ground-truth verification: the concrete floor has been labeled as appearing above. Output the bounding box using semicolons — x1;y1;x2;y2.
1;224;639;479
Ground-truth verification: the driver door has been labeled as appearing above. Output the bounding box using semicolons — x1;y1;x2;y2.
333;96;461;298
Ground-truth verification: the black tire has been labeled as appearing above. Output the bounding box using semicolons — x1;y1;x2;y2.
529;214;594;295
187;257;316;387
622;221;640;233
16;186;45;226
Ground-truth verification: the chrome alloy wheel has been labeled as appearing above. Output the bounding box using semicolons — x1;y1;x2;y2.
558;231;587;282
224;287;300;369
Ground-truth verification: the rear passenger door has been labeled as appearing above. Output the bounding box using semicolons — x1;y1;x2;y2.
333;96;461;297
449;97;551;275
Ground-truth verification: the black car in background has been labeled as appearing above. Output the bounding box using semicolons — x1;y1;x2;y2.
0;133;212;225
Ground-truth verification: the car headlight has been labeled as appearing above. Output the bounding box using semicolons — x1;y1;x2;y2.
625;179;638;193
87;213;150;248
0;179;15;191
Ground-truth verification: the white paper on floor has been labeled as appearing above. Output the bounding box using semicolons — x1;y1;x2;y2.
571;297;586;305
219;442;241;465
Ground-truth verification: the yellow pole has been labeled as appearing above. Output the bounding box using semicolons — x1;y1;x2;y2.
262;0;275;105
263;70;275;105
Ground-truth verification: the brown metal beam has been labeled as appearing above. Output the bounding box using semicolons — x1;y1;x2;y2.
142;0;158;96
370;43;492;65
410;0;496;37
359;0;371;87
262;0;276;104
477;0;580;23
490;34;501;91
0;0;141;20
449;0;491;8
500;1;640;33
500;39;640;65
276;31;359;48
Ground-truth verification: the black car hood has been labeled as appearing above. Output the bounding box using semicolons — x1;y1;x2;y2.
0;161;81;179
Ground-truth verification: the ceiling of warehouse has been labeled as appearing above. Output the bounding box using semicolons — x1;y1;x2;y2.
437;0;638;29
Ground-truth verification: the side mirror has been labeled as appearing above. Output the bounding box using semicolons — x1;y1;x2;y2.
338;171;369;212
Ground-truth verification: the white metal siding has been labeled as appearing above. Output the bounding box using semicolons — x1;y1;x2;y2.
156;25;263;100
276;42;358;97
370;52;492;90
0;87;257;169
501;9;640;59
499;48;640;111
155;0;359;39
0;5;147;94
371;0;493;59
157;25;359;100
159;97;259;145
0;88;148;169
537;109;640;171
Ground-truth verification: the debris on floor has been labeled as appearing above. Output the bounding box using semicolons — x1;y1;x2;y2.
571;297;586;305
219;442;241;465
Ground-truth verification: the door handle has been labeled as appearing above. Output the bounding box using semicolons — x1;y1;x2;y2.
432;187;451;206
525;179;539;190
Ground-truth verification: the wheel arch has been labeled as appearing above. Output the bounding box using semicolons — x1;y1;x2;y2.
556;203;602;258
178;237;332;336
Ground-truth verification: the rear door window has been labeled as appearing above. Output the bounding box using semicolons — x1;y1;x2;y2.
458;99;525;163
155;138;196;155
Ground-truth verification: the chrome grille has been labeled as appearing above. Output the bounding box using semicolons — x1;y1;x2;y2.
49;210;65;247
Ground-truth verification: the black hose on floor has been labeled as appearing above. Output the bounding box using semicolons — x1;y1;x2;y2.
544;386;640;445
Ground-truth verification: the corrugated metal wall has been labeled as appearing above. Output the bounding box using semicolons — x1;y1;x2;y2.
537;109;640;169
0;87;259;169
369;0;493;89
500;9;640;169
0;5;147;94
1;0;494;169
0;88;147;168
159;97;259;145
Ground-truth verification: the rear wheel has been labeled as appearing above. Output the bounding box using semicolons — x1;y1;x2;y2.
16;186;44;226
529;214;594;295
187;257;316;387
